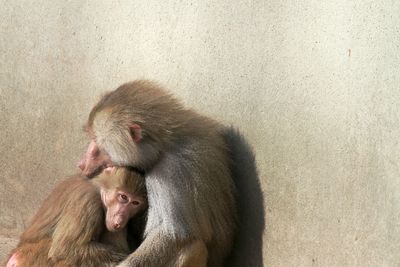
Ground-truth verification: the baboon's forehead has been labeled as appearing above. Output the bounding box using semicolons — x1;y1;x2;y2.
90;108;114;129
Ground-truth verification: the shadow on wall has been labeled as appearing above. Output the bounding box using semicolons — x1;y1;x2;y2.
224;128;265;267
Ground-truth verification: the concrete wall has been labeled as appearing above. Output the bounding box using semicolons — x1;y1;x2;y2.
1;0;399;266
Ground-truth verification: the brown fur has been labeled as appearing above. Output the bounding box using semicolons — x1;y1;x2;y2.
8;168;146;267
80;80;236;267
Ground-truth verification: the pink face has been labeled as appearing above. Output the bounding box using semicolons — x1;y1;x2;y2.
6;252;19;267
79;140;113;178
101;188;145;232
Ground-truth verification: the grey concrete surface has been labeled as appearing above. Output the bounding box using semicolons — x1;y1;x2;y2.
1;0;400;266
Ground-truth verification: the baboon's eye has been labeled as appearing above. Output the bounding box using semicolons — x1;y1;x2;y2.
118;194;129;203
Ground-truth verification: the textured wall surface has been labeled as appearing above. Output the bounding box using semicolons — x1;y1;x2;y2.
1;0;400;266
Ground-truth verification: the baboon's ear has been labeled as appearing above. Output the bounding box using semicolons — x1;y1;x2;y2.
129;124;143;143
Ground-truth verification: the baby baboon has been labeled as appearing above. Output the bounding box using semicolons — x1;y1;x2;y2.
7;167;147;267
